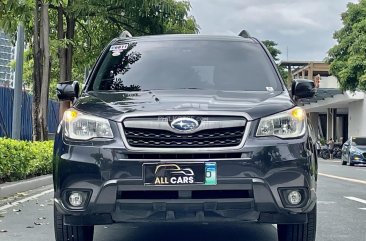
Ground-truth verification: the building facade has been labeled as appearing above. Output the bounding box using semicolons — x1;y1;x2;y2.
0;31;14;87
280;61;366;143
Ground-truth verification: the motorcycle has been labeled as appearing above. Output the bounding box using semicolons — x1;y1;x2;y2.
333;145;342;159
319;145;330;159
319;144;342;159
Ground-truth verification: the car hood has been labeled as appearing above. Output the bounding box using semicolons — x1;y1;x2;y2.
74;90;294;121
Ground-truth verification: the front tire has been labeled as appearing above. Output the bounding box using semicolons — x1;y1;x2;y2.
54;206;94;241
277;205;316;241
347;156;354;166
341;155;347;165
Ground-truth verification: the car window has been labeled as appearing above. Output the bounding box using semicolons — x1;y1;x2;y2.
351;137;366;146
89;40;282;92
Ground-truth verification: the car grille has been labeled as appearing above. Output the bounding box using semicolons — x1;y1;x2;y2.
124;127;245;148
122;116;247;148
363;153;366;159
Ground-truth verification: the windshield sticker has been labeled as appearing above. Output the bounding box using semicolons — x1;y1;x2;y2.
110;44;129;52
266;87;274;92
112;51;121;57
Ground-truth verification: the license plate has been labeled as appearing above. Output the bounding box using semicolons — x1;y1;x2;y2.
143;162;217;186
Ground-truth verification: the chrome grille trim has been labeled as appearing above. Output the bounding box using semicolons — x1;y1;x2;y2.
116;111;253;122
118;112;252;153
124;117;246;134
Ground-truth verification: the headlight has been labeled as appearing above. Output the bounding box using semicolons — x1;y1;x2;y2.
63;109;113;140
256;107;306;138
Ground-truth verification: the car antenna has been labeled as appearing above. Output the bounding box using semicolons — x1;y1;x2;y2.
238;30;251;38
120;30;132;38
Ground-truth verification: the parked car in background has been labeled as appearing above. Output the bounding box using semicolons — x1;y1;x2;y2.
341;137;366;166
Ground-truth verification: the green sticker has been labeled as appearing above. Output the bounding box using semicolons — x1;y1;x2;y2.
205;162;217;185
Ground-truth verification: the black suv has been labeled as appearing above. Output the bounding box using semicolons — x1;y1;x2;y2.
53;32;317;241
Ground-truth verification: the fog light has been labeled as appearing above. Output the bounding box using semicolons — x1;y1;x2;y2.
68;192;84;207
288;190;302;205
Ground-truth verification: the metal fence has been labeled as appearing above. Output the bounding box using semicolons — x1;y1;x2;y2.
0;86;59;140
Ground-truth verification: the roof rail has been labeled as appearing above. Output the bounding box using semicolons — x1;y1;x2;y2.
120;30;132;38
238;30;251;38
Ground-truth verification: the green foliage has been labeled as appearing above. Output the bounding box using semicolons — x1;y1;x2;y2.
262;40;281;62
0;0;198;92
328;0;366;91
319;138;326;145
278;67;289;82
67;0;198;83
262;39;288;82
0;138;53;183
0;0;34;42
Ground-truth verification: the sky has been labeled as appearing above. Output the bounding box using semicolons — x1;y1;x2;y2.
189;0;358;61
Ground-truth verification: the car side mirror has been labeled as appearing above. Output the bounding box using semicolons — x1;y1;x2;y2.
56;81;80;101
291;79;316;99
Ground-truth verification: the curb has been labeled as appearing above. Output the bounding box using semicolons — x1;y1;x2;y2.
0;175;53;198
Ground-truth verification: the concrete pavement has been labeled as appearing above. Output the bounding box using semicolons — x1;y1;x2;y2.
316;159;366;241
0;158;365;241
0;175;53;198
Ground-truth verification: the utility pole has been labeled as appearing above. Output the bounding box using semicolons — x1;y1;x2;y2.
11;23;25;139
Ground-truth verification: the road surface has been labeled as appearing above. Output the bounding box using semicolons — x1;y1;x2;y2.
0;158;365;241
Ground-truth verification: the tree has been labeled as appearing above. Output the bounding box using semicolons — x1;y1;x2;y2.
51;0;199;118
32;0;51;141
0;0;51;140
262;40;281;62
0;0;198;141
328;0;366;91
262;40;288;82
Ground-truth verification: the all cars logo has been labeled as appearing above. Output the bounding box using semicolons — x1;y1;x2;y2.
154;164;194;185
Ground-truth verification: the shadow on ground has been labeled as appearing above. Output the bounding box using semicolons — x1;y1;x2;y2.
94;222;278;241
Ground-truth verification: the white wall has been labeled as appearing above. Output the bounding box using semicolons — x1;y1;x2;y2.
336;116;344;142
319;76;339;89
348;98;366;137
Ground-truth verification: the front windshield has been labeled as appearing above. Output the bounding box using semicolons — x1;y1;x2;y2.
89;39;282;92
352;137;366;146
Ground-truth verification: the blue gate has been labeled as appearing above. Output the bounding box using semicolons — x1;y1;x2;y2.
0;86;60;140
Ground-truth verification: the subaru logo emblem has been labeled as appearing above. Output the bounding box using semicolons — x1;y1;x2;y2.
171;118;199;132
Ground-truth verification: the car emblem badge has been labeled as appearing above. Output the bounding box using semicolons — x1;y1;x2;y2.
170;117;199;132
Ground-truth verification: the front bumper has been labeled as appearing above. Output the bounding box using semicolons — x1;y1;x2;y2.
53;133;317;225
350;154;366;164
55;178;311;225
